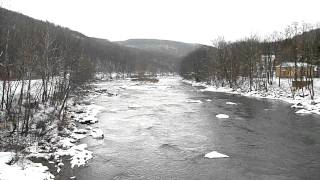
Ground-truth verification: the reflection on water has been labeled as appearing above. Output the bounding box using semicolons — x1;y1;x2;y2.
69;77;320;180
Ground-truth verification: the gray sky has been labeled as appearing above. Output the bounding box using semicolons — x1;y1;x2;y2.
3;0;320;45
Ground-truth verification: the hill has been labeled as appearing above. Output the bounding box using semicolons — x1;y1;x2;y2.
116;39;200;58
0;7;183;74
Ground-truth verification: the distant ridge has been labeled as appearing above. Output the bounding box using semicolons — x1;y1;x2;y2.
115;39;200;57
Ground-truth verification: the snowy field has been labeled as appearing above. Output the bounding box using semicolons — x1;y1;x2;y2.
183;78;320;116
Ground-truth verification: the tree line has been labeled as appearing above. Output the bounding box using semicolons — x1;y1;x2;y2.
180;22;320;99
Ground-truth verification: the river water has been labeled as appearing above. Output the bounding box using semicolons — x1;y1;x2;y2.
73;76;320;180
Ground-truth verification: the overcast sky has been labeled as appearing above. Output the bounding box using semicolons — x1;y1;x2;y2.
3;0;320;45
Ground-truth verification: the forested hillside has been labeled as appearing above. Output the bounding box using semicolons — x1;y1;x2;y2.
180;22;320;99
116;39;199;57
0;7;183;151
0;7;182;81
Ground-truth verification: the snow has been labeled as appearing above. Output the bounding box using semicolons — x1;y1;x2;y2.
295;109;313;114
206;99;212;102
0;152;14;165
226;102;237;105
58;137;75;149
183;78;320;116
90;128;104;139
54;144;93;168
216;114;230;119
72;104;105;124
0;152;54;180
70;133;87;141
204;151;229;159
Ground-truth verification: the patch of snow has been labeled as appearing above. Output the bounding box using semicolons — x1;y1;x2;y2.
73;104;105;124
216;114;230;119
204;151;229;159
91;129;104;139
184;78;320;116
54;144;93;168
58;137;75;149
70;133;87;141
295;109;313;114
226;102;237;105
206;99;212;102
0;152;54;180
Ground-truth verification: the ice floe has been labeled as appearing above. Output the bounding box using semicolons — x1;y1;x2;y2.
226;102;237;105
204;151;229;159
216;114;230;119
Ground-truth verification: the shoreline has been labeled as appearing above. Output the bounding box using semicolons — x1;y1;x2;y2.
182;79;320;116
0;82;109;180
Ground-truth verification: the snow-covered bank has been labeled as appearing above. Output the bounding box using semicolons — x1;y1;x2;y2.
0;86;108;180
183;78;320;115
0;152;54;180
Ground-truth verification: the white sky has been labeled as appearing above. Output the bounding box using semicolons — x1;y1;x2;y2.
3;0;320;45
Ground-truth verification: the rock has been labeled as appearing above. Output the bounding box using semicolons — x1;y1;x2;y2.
75;110;85;114
81;101;91;105
73;129;88;134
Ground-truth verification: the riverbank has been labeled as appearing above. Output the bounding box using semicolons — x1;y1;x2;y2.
0;84;111;180
182;78;320;116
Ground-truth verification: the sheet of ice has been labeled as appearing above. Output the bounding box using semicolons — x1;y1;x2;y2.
204;151;229;159
91;129;104;139
0;152;54;180
216;114;230;119
226;102;237;105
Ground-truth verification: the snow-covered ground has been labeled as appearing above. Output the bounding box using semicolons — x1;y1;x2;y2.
0;86;107;180
0;152;54;180
183;78;320;116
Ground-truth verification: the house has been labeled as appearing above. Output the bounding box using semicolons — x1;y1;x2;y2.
275;62;316;78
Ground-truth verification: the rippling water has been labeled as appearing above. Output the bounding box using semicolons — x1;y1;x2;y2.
66;76;320;180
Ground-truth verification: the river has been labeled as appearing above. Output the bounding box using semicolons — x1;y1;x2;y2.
70;76;320;180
